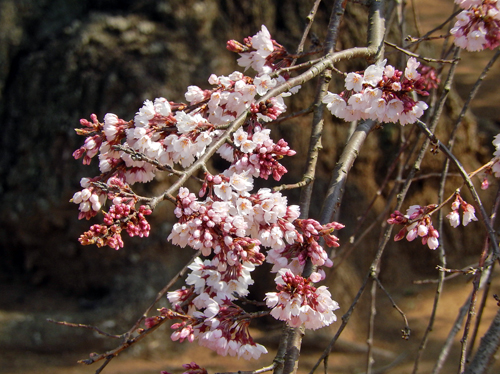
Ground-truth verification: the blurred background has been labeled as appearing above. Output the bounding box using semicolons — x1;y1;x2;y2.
1;0;500;373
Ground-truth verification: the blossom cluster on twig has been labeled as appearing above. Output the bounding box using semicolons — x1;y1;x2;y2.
322;58;429;125
388;193;478;250
451;0;500;52
71;25;343;361
68;13;500;372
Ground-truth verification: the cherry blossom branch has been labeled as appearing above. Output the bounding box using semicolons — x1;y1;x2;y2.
430;187;500;374
458;191;500;373
415;119;500;259
412;44;500;374
277;2;352;372
112;144;186;176
150;112;249;209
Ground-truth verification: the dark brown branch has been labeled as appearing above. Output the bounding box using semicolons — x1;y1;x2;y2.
384;41;458;63
464;307;500;374
373;277;411;340
415;119;500;259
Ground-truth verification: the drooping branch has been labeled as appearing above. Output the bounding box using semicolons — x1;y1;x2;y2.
415;119;500;259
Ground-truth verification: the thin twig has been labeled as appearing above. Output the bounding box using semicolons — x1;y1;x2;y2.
385;41;457;63
415;119;500;260
467;187;500;359
308;274;371;374
279;2;352;373
217;363;277;374
373;277;411;339
406;10;461;49
431;293;472;374
77;250;201;368
292;0;322;65
46;319;121;339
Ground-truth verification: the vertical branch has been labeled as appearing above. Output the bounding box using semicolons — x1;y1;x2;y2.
308;274;371;374
299;0;347;217
458;230;493;373
464;307;500;374
293;0;323;61
319;120;377;224
431;294;472;374
467;188;500;359
366;279;378;374
277;2;348;374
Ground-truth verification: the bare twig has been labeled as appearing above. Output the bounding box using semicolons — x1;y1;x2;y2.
406;10;461;49
467;187;500;359
431;293;472;374
278;2;352;373
384;41;458;63
77;250;201;368
46;319;121;339
217;363;277;374
308;274;371;374
373;277;411;339
292;0;322;64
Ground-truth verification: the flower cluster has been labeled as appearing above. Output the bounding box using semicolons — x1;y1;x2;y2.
266;219;344;274
161;362;207;374
195;301;268;360
491;133;500;177
265;269;340;330
72;25;342;360
74;72;297;188
451;0;500;51
165;175;343;355
446;194;478;227
227;25;289;76
388;204;440;250
217;126;296;181
71;177;107;220
78;203;152;249
323;58;429;125
167;182;297;303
